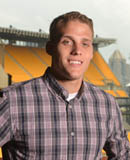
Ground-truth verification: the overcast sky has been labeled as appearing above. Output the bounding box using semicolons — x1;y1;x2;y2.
0;0;130;63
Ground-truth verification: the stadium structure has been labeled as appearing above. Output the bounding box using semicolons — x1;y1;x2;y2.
0;26;130;159
0;26;129;97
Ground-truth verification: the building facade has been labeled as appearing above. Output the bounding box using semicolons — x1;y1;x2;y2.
109;50;130;87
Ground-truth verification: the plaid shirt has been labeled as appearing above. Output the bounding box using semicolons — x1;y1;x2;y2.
0;68;130;160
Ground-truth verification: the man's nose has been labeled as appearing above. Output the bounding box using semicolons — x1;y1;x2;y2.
71;43;82;55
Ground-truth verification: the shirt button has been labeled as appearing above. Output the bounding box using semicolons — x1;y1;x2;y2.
69;105;72;109
71;132;75;136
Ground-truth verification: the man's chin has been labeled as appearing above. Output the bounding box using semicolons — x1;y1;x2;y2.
67;74;83;81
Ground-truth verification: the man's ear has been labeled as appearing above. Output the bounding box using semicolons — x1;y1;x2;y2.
46;41;54;56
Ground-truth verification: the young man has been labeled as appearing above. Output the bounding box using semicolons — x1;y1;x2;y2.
0;11;130;160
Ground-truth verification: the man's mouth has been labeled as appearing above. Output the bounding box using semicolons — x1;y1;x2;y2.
69;60;82;64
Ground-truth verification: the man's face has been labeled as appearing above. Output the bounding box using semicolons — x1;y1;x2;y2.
52;20;93;81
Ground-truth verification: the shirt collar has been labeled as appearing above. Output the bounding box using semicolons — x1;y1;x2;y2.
43;67;85;100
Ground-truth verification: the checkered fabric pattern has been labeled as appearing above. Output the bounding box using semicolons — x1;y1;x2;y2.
0;68;130;160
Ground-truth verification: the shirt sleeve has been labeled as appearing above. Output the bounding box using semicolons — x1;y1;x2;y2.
103;101;130;159
0;90;12;147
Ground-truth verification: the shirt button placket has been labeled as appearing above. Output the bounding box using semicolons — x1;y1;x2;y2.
69;104;75;136
66;101;75;159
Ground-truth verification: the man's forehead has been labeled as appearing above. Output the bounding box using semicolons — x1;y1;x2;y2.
55;20;93;42
61;19;90;28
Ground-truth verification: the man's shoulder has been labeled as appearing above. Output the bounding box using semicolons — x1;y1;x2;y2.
83;82;118;113
83;81;115;100
0;76;45;95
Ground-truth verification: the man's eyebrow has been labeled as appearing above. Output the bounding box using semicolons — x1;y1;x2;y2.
82;38;93;44
62;35;92;42
61;35;73;40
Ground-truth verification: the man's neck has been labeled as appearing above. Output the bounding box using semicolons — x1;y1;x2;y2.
50;67;83;93
57;79;82;94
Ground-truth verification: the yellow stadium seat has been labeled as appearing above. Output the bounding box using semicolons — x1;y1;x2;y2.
3;45;126;100
104;90;118;97
85;60;105;86
116;90;128;97
128;132;130;142
5;45;48;82
0;148;2;158
92;51;121;86
5;54;31;82
32;47;52;66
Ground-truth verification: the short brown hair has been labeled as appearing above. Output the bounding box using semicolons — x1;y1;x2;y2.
49;11;94;43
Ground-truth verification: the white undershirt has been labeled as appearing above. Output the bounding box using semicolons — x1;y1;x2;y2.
66;92;78;101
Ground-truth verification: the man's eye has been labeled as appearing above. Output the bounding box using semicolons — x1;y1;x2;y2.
62;40;72;45
82;43;89;47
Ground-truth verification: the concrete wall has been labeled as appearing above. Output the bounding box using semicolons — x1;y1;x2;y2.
0;64;8;89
